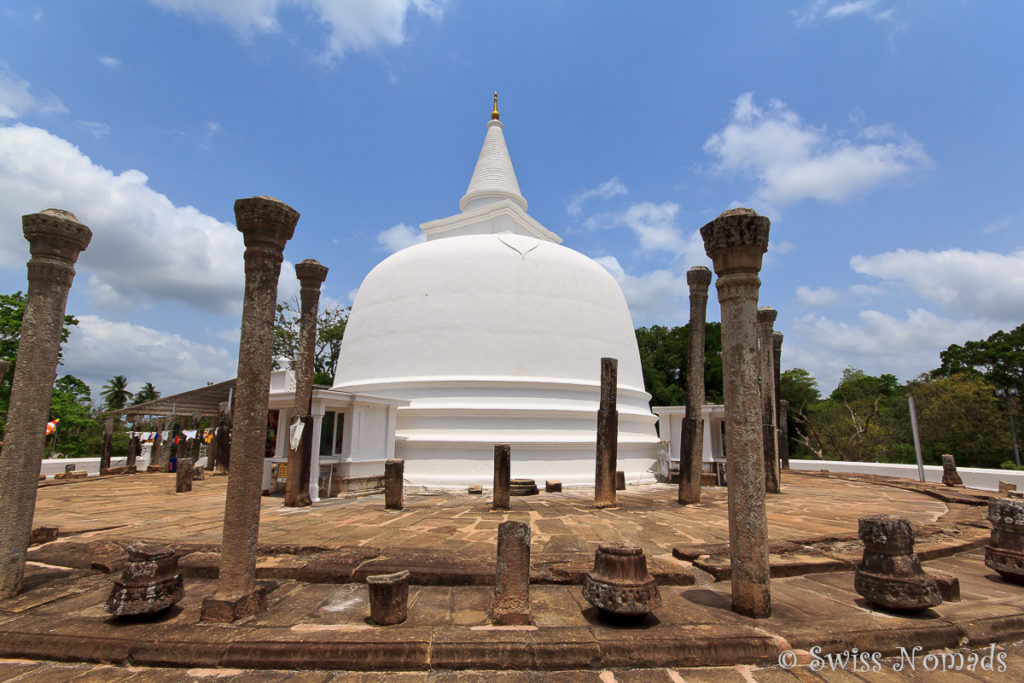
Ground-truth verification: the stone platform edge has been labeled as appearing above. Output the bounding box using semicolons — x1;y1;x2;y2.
1;603;1022;672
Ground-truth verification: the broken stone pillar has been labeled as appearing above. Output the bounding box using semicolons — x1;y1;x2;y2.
201;196;297;623
545;480;562;493
583;542;661;620
701;207;771;619
778;400;790;470
941;454;964;487
491;520;531;625
492;444;510;511
150;431;164;471
214;403;231;473
758;307;780;494
384;458;404;510
615;470;625;490
100;417;114;472
105;542;183;617
510;478;539;496
680;265;712;505
594;357;618;509
855;514;941;612
176;457;193;493
285;258;329;507
0;209;91;599
773;332;786;470
367;570;410;625
985;498;1024;584
127;433;141;473
999;481;1017;495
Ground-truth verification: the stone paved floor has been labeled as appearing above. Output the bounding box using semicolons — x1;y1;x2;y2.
4;471;1020;678
31;471;947;557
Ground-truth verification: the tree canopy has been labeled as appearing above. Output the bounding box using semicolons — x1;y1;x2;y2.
935;323;1024;390
635;323;723;407
100;375;133;411
273;298;350;385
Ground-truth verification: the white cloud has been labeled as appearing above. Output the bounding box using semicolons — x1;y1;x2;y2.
594;255;693;326
850;248;1024;321
377;222;424;253
62;315;236;398
704;92;929;206
586;201;708;261
77;121;111;139
794;0;895;28
0;65;67;119
97;56;121;69
150;0;446;63
849;283;885;297
566;177;627;217
789;309;996;391
796;285;841;306
0;123;299;315
200;120;221;151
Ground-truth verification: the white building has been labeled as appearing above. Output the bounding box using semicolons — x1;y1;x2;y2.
333;101;662;487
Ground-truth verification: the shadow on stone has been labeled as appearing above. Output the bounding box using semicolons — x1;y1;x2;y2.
679;588;732;611
581;605;660;629
852;597;940;619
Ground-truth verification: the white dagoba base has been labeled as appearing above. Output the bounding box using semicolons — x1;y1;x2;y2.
335;377;661;489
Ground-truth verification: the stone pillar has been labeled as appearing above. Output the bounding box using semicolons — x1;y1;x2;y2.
492;444;510;511
214;403;231;473
491;520;531;625
285;258;328;508
175;458;193;493
679;266;712;505
985;498;1024;583
772;332;785;470
941;454;964;487
367;570;410;625
201;196;297;623
594;357;618;509
855;514;941;612
126;433;140;473
151;431;165;471
0;209;91;598
757;308;780;494
583;542;661;620
0;359;9;385
778;400;790;470
701;207;771;618
105;542;183;617
384;458;404;510
100;417;114;472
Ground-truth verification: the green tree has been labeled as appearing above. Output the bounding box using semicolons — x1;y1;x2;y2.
779;368;821;459
907;373;1017;468
273;297;349;383
936;323;1024;390
48;374;103;458
635;323;723;407
100;375;133;411
131;382;160;406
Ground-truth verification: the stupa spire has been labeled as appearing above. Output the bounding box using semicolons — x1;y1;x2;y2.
460;93;527;212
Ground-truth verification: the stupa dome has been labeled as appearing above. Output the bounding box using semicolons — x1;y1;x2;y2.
334;99;660;486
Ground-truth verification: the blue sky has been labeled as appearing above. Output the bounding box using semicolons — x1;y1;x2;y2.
0;1;1021;400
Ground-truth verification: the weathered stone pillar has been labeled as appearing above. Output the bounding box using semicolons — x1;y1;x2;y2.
701;208;771;618
492;444;510;511
757;308;780;494
679;266;712;505
0;359;9;385
201;196;297;623
491;520;531;625
384;458;404;510
367;570;410;625
149;431;164;472
773;332;787;470
583;542;661;620
941;454;964;487
985;498;1024;583
855;514;941;612
594;357;618;509
105;542;183;618
175;458;193;493
0;209;91;598
100;417;114;472
214;403;231;473
285;258;328;507
126;433;140;473
778;400;790;470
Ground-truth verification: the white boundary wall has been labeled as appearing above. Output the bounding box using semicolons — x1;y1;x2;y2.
39;445;152;479
789;459;1024;492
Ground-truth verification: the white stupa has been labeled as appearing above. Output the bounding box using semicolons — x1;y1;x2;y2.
333;96;661;487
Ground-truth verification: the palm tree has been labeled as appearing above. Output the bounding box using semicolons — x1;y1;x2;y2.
131;382;160;406
101;375;133;411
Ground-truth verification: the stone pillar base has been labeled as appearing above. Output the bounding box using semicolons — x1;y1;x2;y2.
200;587;267;623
